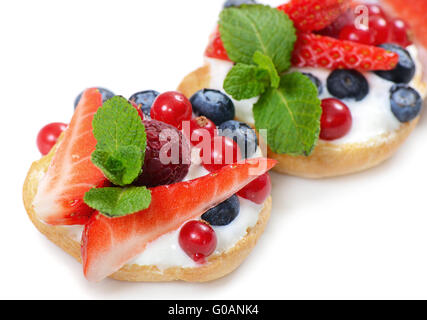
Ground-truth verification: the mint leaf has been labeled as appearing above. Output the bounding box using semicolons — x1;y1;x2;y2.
91;96;146;186
92;146;143;186
224;63;270;100
253;51;280;88
219;5;296;73
84;186;151;218
253;72;322;156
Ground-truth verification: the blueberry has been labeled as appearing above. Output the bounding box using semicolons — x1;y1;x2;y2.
129;90;159;117
190;89;235;126
74;87;115;109
223;0;257;8
374;44;415;84
390;84;422;123
327;69;369;101
202;195;240;226
218;120;258;159
302;72;323;95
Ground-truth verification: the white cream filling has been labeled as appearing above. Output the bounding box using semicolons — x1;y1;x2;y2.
52;147;265;271
206;45;424;146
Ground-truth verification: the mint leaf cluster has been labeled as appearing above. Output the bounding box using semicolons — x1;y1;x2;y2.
84;96;151;218
91;96;146;186
220;5;321;156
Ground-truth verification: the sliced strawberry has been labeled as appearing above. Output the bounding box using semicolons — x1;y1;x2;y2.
82;158;277;282
292;32;399;71
205;26;230;61
278;0;350;32
32;88;107;225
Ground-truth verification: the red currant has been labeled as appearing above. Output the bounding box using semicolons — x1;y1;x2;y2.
237;173;272;205
339;25;375;45
150;91;192;129
179;220;217;263
320;98;352;141
369;15;390;45
185;116;217;146
200;136;242;172
130;101;145;121
366;4;388;20
37;122;67;155
390;18;411;47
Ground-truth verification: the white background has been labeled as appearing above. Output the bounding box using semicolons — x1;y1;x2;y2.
1;0;427;300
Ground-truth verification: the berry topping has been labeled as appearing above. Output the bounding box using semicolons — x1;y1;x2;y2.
150;91;193;129
389;19;411;47
292;32;399;71
205;27;230;61
327;69;369;101
366;4;387;19
186;116;217;146
369;16;390;45
302;72;323;95
339;25;375;45
374;44;415;84
317;8;355;38
389;84;422;123
201;136;242;172
202;195;240;226
237;172;271;205
277;0;349;32
33;89;106;226
319;98;352;141
179;220;217;263
82;158;277;281
130;101;145;121
383;0;425;48
136;120;191;188
37;122;67;156
223;0;257;8
190;89;235;126
129;90;159;118
218;120;258;159
74;87;114;109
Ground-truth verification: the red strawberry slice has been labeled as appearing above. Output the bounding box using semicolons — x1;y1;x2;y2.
82;158;277;282
292;32;399;71
278;0;350;32
205;26;230;61
32;88;107;225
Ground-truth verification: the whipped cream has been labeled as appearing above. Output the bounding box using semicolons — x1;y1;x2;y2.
59;147;265;271
206;45;424;146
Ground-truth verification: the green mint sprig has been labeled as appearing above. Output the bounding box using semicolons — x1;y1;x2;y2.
84;96;151;217
220;5;322;156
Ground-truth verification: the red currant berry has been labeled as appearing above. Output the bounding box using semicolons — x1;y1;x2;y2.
37;122;67;155
130;101;145;121
320;98;352;141
390;18;411;47
179;220;217;263
150;91;192;129
200;136;242;172
237;173;272;205
339;25;375;45
369;15;390;45
367;4;388;20
185;116;217;146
